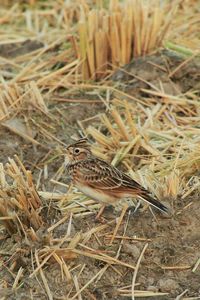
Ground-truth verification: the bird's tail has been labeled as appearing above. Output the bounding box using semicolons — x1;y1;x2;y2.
139;191;168;213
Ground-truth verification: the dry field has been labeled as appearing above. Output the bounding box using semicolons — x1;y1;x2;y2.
0;1;200;299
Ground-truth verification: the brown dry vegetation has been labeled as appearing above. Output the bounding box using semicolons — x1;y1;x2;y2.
0;1;200;300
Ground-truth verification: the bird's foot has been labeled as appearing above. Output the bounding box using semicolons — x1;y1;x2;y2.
127;200;143;215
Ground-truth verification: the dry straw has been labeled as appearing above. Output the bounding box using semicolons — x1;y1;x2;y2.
0;82;48;122
0;155;43;237
0;2;199;298
83;92;200;202
78;0;177;79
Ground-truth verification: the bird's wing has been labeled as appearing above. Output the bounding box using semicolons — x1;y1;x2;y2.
77;158;142;192
76;158;168;212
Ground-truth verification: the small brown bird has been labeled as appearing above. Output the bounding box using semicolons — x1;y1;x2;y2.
65;138;168;214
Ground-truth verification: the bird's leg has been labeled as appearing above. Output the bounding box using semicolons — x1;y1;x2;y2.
132;200;142;213
95;204;106;221
127;200;142;214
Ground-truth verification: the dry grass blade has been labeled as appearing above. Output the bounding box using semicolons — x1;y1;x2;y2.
119;289;168;297
161;265;191;270
47;213;69;233
73;248;135;270
109;203;128;245
73;275;82;300
12;267;24;290
131;243;149;299
69;268;104;300
175;289;189;300
35;250;53;300
192;257;200;273
105;235;151;242
29;250;56;278
0;203;15;235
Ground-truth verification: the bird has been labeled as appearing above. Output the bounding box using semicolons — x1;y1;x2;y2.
65;138;168;216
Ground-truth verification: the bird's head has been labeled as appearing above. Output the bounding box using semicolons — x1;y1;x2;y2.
65;138;92;165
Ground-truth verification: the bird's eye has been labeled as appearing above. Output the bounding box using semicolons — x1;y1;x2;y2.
74;148;80;155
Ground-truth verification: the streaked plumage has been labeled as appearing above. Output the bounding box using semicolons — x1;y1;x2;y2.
65;138;168;213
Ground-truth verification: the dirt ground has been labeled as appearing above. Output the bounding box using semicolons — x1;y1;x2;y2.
1;97;200;299
0;7;200;300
